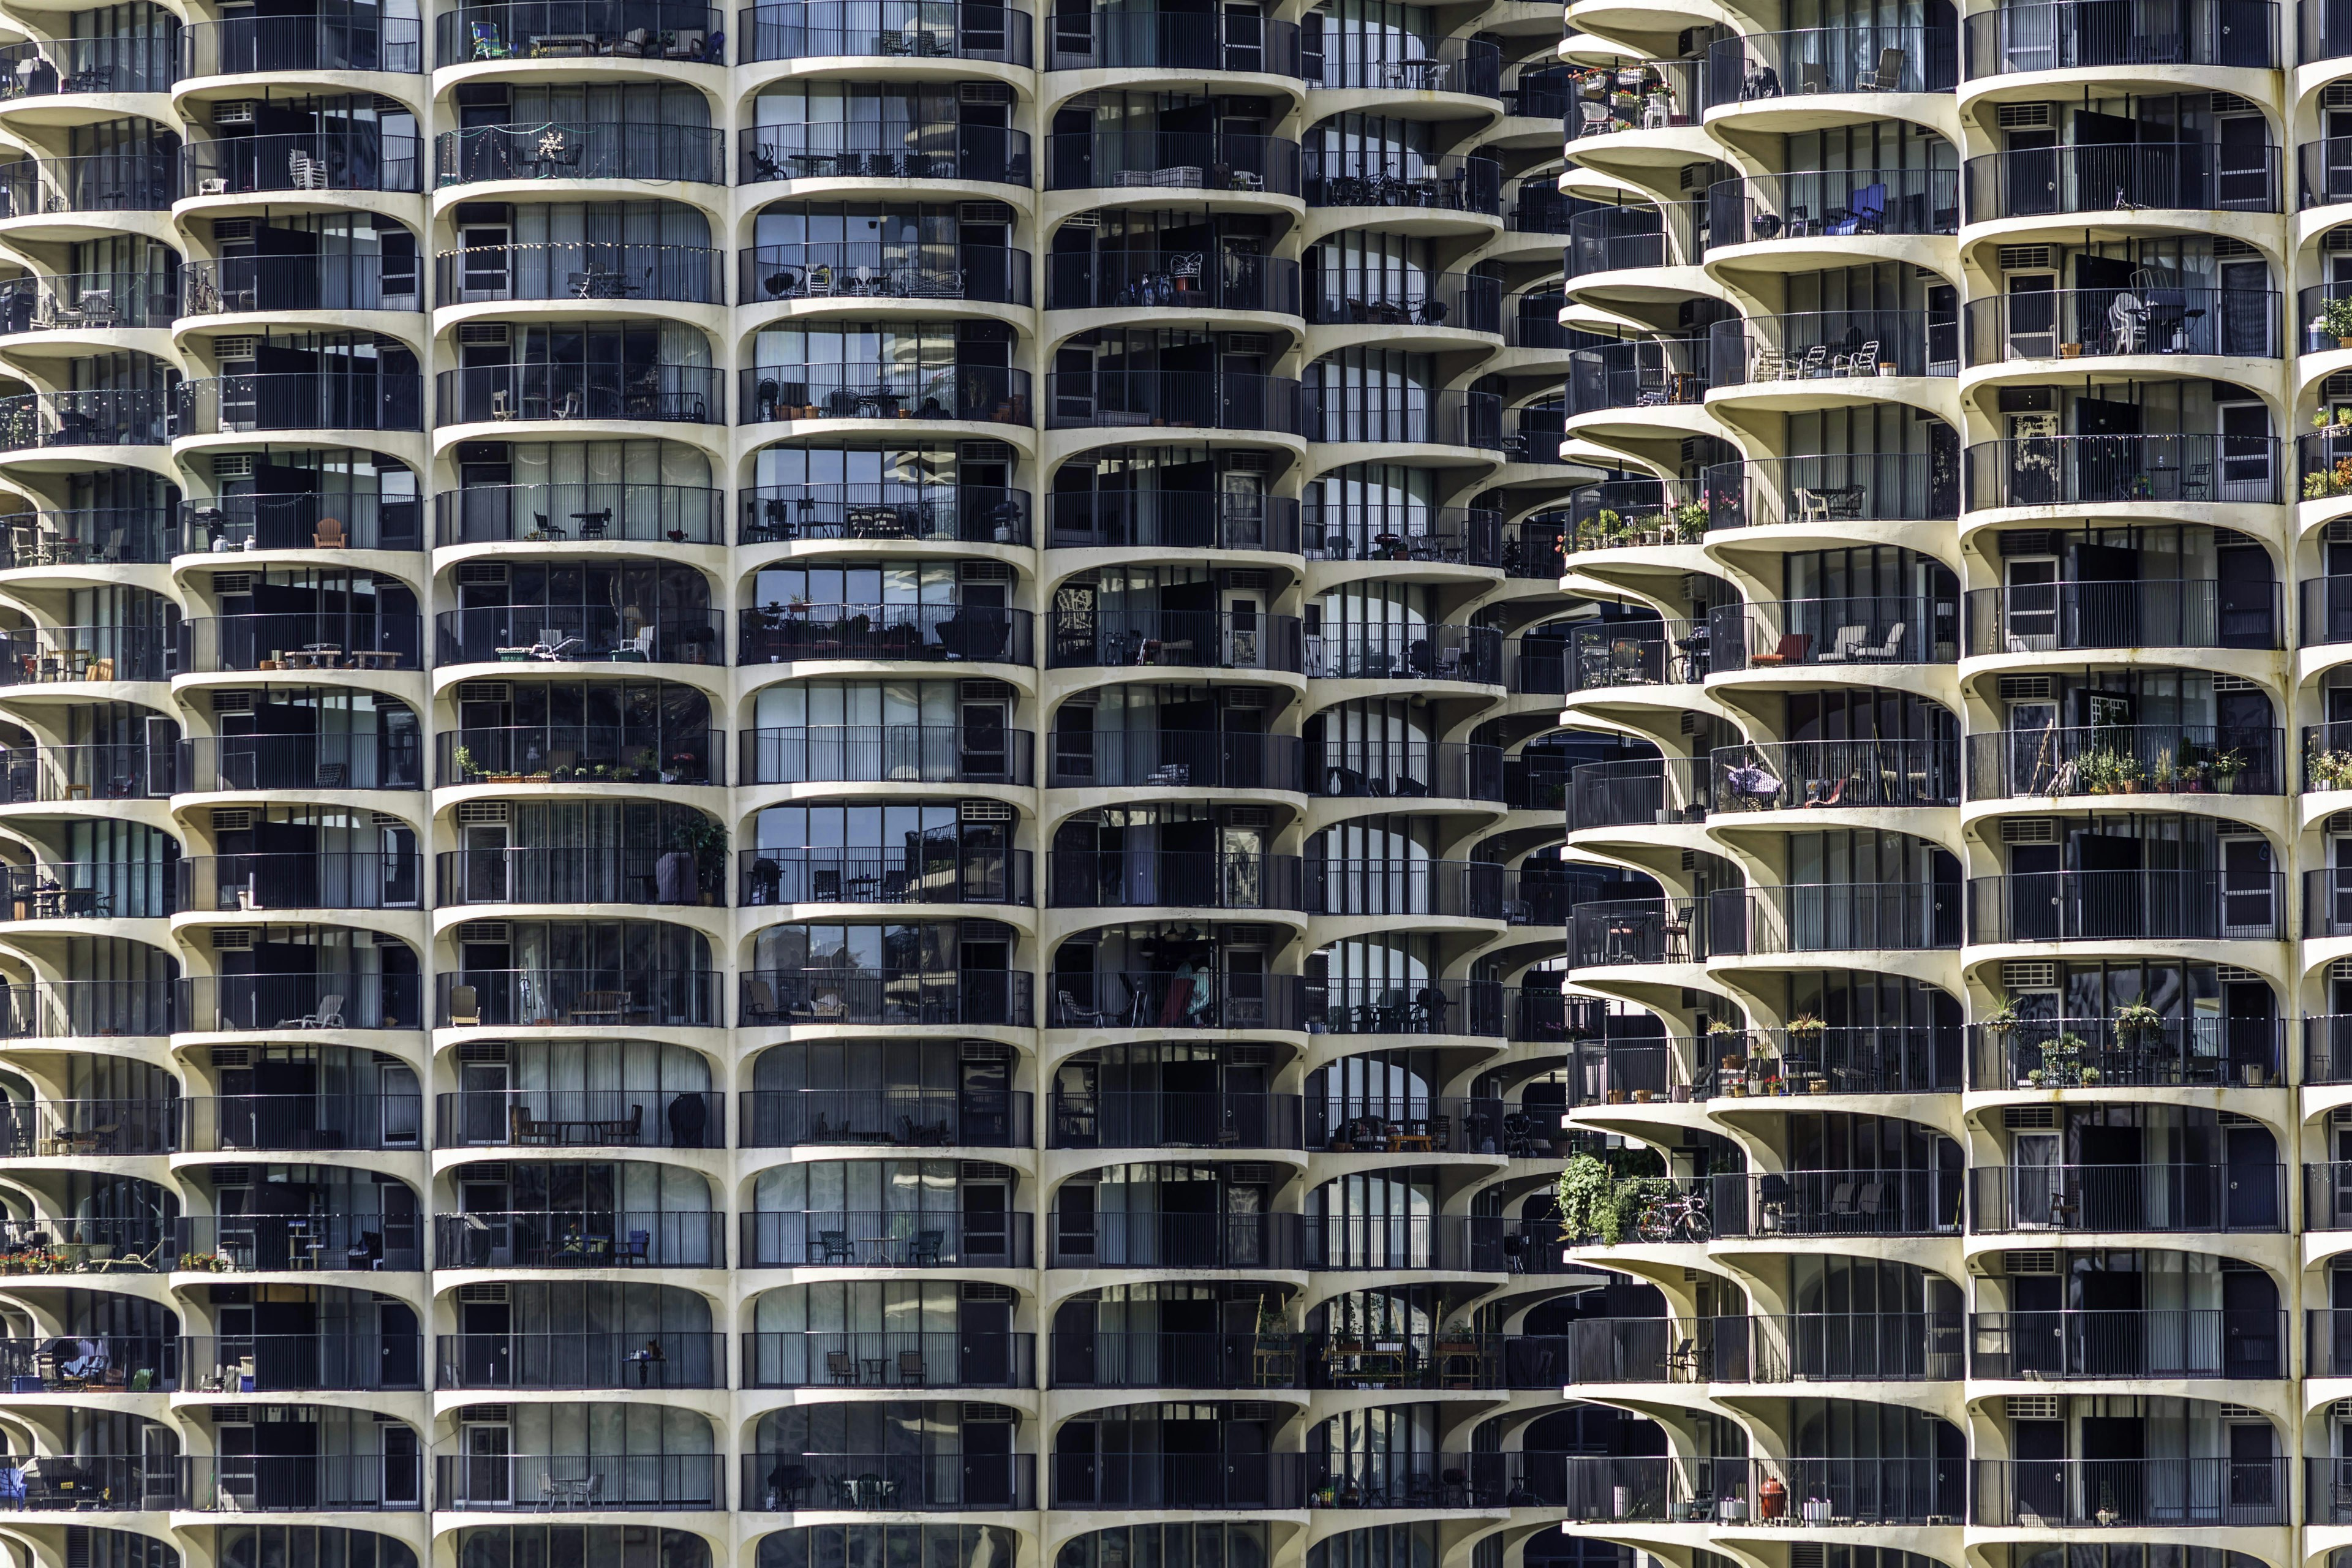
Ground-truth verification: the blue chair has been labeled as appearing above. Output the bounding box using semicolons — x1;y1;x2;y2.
1825;182;1886;235
618;1229;649;1265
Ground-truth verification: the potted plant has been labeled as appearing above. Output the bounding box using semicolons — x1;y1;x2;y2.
2326;293;2352;348
451;744;477;783
2211;748;2246;793
1784;1013;1826;1044
1985;1000;2019;1035
671;815;729;904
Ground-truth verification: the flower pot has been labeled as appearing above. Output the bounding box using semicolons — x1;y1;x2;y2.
2059;342;2082;357
1807;1079;1827;1093
1669;1085;1692;1102
1605;1090;1627;1104
1632;1089;1654;1103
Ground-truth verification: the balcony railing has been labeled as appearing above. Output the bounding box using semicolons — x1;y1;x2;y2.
742;603;1029;665
1968;142;2281;219
739;1210;1033;1268
1966;433;2281;507
1305;858;1503;919
1042;368;1297;433
0;35;175;92
1052;1090;1302;1150
173;1213;419;1272
434;1210;726;1268
1303;978;1503;1038
0;507;170;568
1708;168;1958;246
437;1330;725;1390
437;363;718;425
1711;737;1957;812
0;860;173;920
1973;1161;2285;1232
1046;129;1297;194
434;242;723;305
739;0;1032;62
738;725;1027;786
1966;724;2282;799
1706;24;1957;102
1302;386;1500;448
1306;1095;1527;1153
738;969;1031;1028
1967;287;2278;363
1044;1209;1302;1268
1709;595;1954;670
1711;308;1954;385
1980;1459;2286;1526
0;151;173;214
0;1336;172;1392
174;606;423;677
1305;268;1496;331
183;132;421;196
1565;336;1711;414
1702;452;1953;529
435;1089;726;1148
745;483;1028;545
1717;1312;1966;1381
179;1333;421;1390
2305;0;2352;59
1563;200;1702;275
744;364;1026;424
1966;579;2280;650
0;625;170;686
180;972;420;1033
1967;0;2277;71
737;1089;1029;1148
2304;867;2352;939
0;1096;175;1156
0;1216;168;1272
176;372;423;435
0;271;170;332
183;254;415;315
1969;1015;2280;1088
434;481;722;546
434;606;723;666
435;1453;720;1512
743;846;1029;907
181;1455;421;1512
434;1;722;61
1566;475;1700;552
1051;1330;1306;1389
178;1095;421;1153
1709;1167;1961;1237
0;978;175;1041
1317;32;1497;91
1047;728;1302;791
1310;738;1502;800
0;741;168;801
743;124;1033;186
1973;1310;2283;1379
176;851;419;913
1046;609;1297;672
439;970;723;1028
1704;1025;1961;1096
1303;503;1497;565
1967;868;2285;941
1048;970;1300;1031
1050;251;1300;314
1050;492;1298;553
1046;850;1300;911
1302;149;1496;213
743;1330;1033;1389
183;13;423;74
437;846;728;907
1303;1215;1519;1272
181;494;421;553
437;122;727;185
438;726;722;786
741;241;1029;307
746;1453;1033;1512
0;388;168;449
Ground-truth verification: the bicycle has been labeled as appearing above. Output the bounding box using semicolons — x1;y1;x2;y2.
1635;1186;1709;1243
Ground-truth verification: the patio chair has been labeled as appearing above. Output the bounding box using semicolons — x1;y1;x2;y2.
1852;622;1907;660
1834;339;1880;376
1057;988;1110;1026
447;984;480;1026
312;516;345;548
742;978;782;1023
1577;101;1613;136
896;1349;926;1385
1781;343;1826;379
1854;45;1905;89
616;1229;650;1265
826;1350;857;1384
288;149;326;190
1750;345;1784;380
908;1230;944;1265
470;20;511;57
1795;58;1828;92
817;1229;854;1264
1792;487;1831;523
276;992;343;1029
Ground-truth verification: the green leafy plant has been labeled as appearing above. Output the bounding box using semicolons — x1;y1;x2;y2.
2113;1001;2163;1038
451;745;477;780
673;814;729;886
1555;1153;1613;1241
1983;1000;2019;1033
2321;295;2352;341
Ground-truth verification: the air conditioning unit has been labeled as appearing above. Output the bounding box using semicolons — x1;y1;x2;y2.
213;219;252;241
458;323;510;347
211;809;252;832
959;679;1014;700
2003;1105;2056;1129
1227;451;1270;473
212;928;254;951
961;1403;1014;1421
213;572;254;595
458;921;510;942
458;563;509;585
2001;818;2054;843
958;81;1010;103
370;812;404;827
214;335;259;361
959;560;1012;582
456;801;509;825
956;203;1014;224
212;454;254;480
1997;102;2051;127
209;690;253;714
1227;333;1272;355
960;1161;1013;1180
960;1281;1014;1300
458;682;511;703
2006;1395;2060;1419
1997;246;2053;271
457;1039;508;1063
212;100;257;124
1228;687;1269;709
959;800;1012;822
2006;1251;2058;1275
2003;961;2057;989
210;1047;249;1067
958;440;1014;462
457;1283;508;1303
1999;675;2054;699
1220;570;1266;590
